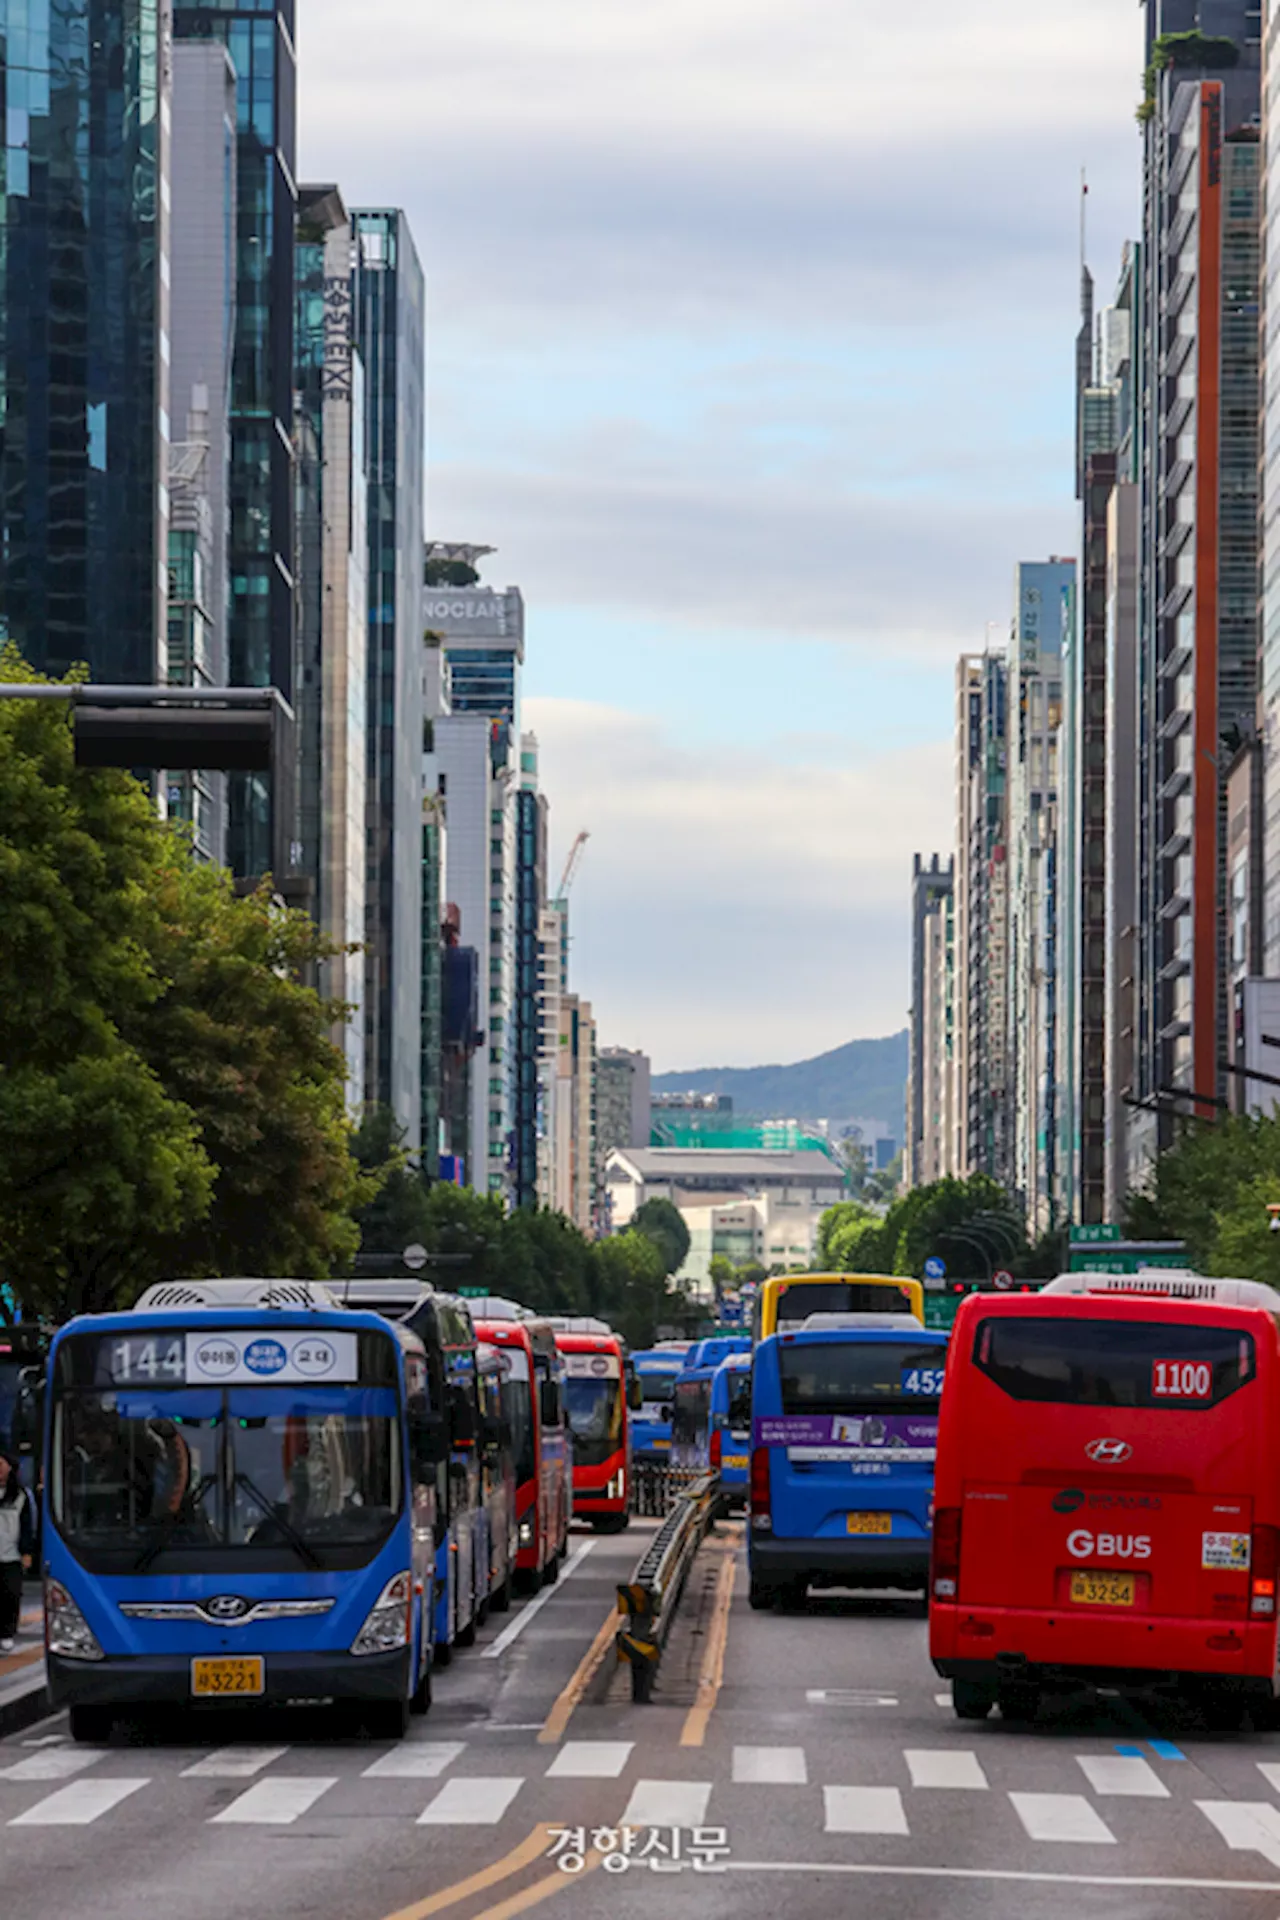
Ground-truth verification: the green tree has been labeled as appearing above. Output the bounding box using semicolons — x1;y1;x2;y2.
1123;1111;1280;1284
352;1106;433;1256
591;1232;671;1347
816;1200;877;1269
630;1196;691;1276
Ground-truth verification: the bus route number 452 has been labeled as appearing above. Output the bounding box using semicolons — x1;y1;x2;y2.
901;1367;945;1397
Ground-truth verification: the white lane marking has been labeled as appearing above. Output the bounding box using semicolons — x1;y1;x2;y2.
1257;1761;1280;1797
363;1742;466;1779
1198;1799;1280;1870
210;1777;337;1825
546;1742;633;1780
905;1749;988;1791
181;1746;290;1779
823;1786;909;1836
1076;1754;1169;1799
0;1749;105;1782
621;1780;712;1828
418;1777;524;1825
1009;1793;1116;1844
721;1860;1280;1891
481;1542;596;1658
10;1779;149;1826
733;1746;808;1785
807;1689;898;1707
934;1692;952;1708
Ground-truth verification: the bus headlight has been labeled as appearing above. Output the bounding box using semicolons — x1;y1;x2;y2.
45;1580;104;1662
518;1518;534;1546
351;1572;413;1656
607;1473;624;1500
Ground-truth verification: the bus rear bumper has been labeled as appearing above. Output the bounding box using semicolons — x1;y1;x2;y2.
931;1605;1278;1692
751;1538;930;1590
47;1647;413;1711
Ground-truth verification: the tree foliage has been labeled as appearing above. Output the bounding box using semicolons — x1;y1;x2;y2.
1123;1112;1280;1285
815;1174;1027;1280
630;1197;692;1277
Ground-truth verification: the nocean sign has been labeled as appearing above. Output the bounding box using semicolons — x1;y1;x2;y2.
423;588;524;647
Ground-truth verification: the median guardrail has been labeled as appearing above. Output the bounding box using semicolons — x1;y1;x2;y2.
616;1470;720;1701
631;1459;703;1518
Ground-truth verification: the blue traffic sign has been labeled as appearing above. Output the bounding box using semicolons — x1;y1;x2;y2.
923;1256;946;1281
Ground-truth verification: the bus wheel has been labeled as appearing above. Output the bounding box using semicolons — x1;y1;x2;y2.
490;1576;512;1614
1201;1690;1247;1733
411;1663;432;1716
775;1578;807;1613
543;1550;561;1584
455;1614;478;1649
952;1679;995;1721
515;1565;543;1597
69;1705;114;1745
748;1578;775;1611
433;1639;453;1668
593;1514;630;1535
996;1684;1040;1724
367;1698;410;1741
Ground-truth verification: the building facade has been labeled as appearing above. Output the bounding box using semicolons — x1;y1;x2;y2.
597;1048;653;1163
0;0;171;684
353;209;426;1148
905;854;954;1187
956;651;1012;1183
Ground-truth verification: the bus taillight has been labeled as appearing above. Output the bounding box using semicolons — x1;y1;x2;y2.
749;1447;771;1529
932;1507;962;1601
710;1428;722;1473
1252;1526;1280;1616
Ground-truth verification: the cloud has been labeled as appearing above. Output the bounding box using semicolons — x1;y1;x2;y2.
524;697;953;1065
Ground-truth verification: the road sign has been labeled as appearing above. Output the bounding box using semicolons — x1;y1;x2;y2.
923;1257;946;1282
402;1243;428;1272
458;1286;487;1298
1069;1224;1122;1245
993;1269;1014;1291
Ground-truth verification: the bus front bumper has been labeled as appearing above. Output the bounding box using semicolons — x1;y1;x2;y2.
751;1537;930;1590
48;1646;413;1710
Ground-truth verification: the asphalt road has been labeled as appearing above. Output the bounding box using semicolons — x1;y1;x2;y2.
6;1521;1280;1920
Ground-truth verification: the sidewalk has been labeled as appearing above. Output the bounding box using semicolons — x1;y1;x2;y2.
0;1592;48;1736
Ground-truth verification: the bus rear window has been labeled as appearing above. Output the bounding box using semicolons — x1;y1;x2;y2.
775;1281;917;1327
973;1318;1256;1409
780;1342;944;1413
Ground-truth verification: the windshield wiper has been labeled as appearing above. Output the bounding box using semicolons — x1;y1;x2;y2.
132;1474;218;1573
234;1471;322;1570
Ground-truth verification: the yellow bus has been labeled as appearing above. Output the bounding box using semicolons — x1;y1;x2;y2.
752;1273;926;1343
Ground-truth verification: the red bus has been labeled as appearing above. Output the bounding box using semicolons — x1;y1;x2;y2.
931;1273;1280;1729
552;1319;632;1533
471;1302;570;1591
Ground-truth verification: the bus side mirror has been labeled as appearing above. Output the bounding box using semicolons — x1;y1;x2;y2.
481;1413;508;1453
539;1381;560;1427
448;1390;477;1448
628;1376;644;1412
410;1412;448;1470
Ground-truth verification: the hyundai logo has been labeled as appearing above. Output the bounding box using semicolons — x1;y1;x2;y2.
1085;1438;1133;1465
203;1594;251;1621
1052;1488;1085;1514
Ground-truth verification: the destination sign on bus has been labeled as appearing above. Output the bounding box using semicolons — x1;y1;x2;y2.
91;1330;360;1387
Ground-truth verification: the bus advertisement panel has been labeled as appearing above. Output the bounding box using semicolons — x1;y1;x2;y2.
931;1277;1280;1727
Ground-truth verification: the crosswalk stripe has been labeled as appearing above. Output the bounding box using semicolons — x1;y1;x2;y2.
1009;1792;1116;1844
733;1746;808;1785
418;1777;524;1825
905;1749;988;1791
1198;1800;1280;1870
545;1742;633;1780
621;1780;711;1829
182;1747;290;1780
210;1777;337;1825
1076;1754;1169;1799
0;1749;105;1782
1257;1762;1280;1798
823;1786;909;1835
10;1779;149;1826
363;1742;466;1779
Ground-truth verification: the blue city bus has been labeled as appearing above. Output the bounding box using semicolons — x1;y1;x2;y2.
41;1280;450;1743
748;1312;947;1611
339;1282;486;1661
629;1348;684;1461
709;1352;752;1507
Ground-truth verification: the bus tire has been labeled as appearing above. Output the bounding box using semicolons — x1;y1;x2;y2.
544;1550;560;1584
1201;1690;1247;1733
515;1564;543;1597
775;1577;807;1613
69;1705;114;1745
411;1662;432;1716
593;1514;630;1535
748;1578;775;1611
433;1638;453;1668
952;1679;995;1721
455;1614;478;1649
996;1683;1040;1724
490;1576;512;1614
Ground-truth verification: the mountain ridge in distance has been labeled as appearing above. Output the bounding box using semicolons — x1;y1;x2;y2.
651;1030;907;1133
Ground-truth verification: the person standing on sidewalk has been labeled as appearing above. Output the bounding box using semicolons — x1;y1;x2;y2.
0;1450;35;1653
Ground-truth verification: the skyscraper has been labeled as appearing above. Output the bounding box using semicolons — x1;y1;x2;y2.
353;209;426;1149
513;733;550;1209
954;651;1011;1184
906;854;955;1188
0;0;170;682
174;2;298;879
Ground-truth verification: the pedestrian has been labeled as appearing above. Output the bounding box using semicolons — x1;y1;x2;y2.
0;1449;35;1654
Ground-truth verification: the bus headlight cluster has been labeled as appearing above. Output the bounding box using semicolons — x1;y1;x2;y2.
350;1571;413;1656
518;1518;534;1546
45;1580;104;1662
607;1473;624;1500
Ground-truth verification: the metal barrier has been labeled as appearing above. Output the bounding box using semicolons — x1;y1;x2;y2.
616;1471;720;1701
631;1460;702;1518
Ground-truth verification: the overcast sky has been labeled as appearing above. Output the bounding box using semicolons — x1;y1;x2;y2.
300;0;1143;1072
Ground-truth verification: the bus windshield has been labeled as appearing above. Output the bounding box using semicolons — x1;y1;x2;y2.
564;1377;623;1467
636;1370;679;1405
775;1280;920;1328
52;1384;401;1569
500;1349;536;1483
780;1340;945;1413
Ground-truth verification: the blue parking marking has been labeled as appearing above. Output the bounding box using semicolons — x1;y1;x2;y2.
1147;1739;1186;1761
1114;1744;1144;1756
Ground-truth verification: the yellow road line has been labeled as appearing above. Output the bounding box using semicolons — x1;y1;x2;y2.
537;1606;618;1745
680;1548;736;1747
378;1823;555;1920
472;1855;601;1920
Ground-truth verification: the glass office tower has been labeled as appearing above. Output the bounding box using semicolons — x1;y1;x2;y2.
0;0;169;681
174;0;297;877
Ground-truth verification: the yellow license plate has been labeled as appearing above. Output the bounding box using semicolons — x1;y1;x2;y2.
723;1455;748;1471
847;1512;893;1535
653;1439;670;1450
1070;1571;1135;1608
191;1657;265;1697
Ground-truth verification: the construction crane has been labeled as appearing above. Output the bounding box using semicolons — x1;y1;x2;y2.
555;831;589;900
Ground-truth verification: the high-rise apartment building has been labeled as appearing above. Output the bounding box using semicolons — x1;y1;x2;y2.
1262;2;1280;970
1137;6;1261;1131
353;209;426;1149
513;734;550;1208
0;0;171;683
295;184;369;1108
954;652;1012;1184
597;1049;653;1162
555;995;598;1234
175;2;298;879
906;855;955;1187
